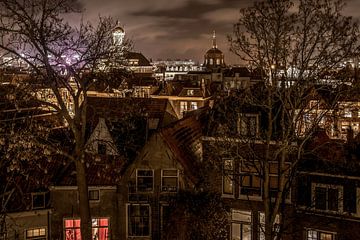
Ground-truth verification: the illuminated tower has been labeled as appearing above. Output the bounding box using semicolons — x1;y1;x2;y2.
112;21;125;47
204;30;225;69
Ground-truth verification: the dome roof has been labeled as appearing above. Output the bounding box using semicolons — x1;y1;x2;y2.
205;47;223;56
113;26;125;33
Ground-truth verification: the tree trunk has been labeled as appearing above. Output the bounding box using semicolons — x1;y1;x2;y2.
75;158;91;240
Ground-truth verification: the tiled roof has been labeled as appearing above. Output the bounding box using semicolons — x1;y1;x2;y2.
86;96;177;128
160;112;207;182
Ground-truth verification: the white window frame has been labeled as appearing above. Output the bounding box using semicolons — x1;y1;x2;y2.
25;227;47;240
222;158;234;197
136;169;154;193
231;210;252;240
126;204;151;238
161;169;179;192
305;228;336;240
311;183;343;213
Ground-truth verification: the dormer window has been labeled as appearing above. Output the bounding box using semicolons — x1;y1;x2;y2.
187;89;194;96
32;192;46;209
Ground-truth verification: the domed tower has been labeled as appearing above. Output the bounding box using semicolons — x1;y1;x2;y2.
204;31;225;69
112;21;125;47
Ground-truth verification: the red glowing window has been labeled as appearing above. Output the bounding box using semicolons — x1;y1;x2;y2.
64;218;109;240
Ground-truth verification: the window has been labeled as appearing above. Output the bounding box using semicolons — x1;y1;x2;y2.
160;205;170;237
161;169;179;192
25;227;46;240
231;210;252;240
240;161;261;197
187;89;194;96
64;218;109;240
210;59;213;65
216;59;220;65
92;218;109;240
180;101;188;116
259;212;280;240
312;183;343;212
64;219;81;240
306;229;336;240
238;114;259;137
136;170;154;192
223;159;234;195
127;204;150;237
190;102;198;110
89;189;100;201
97;143;107;155
32;193;46;209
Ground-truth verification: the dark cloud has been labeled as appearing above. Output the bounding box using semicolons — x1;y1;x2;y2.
78;0;360;64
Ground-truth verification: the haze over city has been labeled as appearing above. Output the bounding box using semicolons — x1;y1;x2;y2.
74;0;360;64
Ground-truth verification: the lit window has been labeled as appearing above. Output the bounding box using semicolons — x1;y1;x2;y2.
64;219;81;240
344;108;352;118
259;212;280;240
306;229;336;240
210;59;213;65
180;101;188;116
231;210;251;240
216;59;220;65
238;114;259;137
312;184;342;212
190;102;198;110
25;227;46;240
89;189;100;201
187;89;194;96
32;193;46;209
128;204;150;237
240;161;261;197
92;218;109;240
136;170;154;192
161;170;179;192
223;158;234;195
64;218;109;240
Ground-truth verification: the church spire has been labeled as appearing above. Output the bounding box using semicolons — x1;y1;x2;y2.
212;30;217;49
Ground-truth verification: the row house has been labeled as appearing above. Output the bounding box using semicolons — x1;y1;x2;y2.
295;85;360;140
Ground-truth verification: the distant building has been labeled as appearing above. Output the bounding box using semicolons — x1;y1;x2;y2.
152;59;201;81
203;31;226;71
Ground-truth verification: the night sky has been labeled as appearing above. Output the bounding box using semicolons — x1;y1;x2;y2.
78;0;360;64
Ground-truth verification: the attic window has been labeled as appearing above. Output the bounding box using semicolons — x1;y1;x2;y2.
98;143;107;155
187;89;194;96
32;193;46;209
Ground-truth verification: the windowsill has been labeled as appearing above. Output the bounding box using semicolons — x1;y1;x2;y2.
222;193;235;199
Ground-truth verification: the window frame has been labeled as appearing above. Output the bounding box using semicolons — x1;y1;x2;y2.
126;204;151;238
222;158;234;196
136;169;154;193
231;210;252;240
31;192;46;210
305;228;336;240
161;169;179;192
89;189;100;202
258;212;280;240
63;217;110;240
311;183;343;213
237;113;259;137
25;227;47;240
